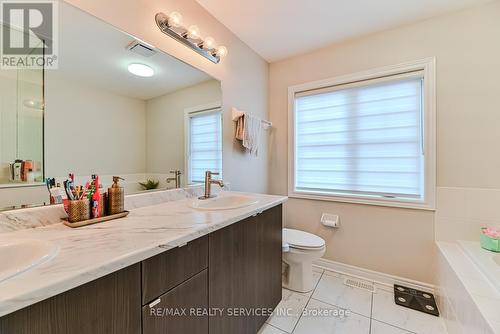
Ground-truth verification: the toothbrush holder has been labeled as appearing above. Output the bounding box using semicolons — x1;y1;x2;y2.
68;199;91;223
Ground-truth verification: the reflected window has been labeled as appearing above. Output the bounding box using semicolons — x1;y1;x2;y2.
186;109;223;183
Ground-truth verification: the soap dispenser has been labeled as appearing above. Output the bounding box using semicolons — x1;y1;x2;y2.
108;176;125;214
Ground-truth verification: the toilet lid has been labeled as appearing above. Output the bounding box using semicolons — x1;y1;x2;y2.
283;228;325;250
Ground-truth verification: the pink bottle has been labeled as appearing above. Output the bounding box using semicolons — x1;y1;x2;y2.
92;175;101;218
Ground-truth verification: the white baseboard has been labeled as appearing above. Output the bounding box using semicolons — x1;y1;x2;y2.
313;258;435;293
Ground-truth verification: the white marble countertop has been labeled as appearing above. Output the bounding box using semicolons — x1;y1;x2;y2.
0;191;287;317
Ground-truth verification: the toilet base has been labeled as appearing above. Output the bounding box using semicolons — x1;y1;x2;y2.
282;246;326;293
282;259;315;293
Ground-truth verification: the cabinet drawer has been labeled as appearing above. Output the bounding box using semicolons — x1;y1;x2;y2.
0;264;141;334
142;235;208;304
142;269;208;334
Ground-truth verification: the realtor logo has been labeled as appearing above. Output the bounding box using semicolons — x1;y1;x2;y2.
1;0;58;69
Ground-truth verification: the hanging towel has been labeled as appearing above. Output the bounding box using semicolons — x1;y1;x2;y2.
232;107;261;155
244;113;261;156
232;107;245;141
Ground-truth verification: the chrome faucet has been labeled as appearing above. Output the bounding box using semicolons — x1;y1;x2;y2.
166;170;182;189
200;171;224;199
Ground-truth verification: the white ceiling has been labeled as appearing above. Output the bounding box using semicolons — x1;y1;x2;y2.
56;3;214;100
196;0;494;62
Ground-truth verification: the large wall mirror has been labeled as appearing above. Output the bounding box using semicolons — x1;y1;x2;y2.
0;2;223;209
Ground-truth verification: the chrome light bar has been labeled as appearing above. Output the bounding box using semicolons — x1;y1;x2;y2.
155;12;226;64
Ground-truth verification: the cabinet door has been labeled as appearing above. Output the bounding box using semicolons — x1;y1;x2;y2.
209;204;283;334
142;269;208;334
209;214;258;334
255;205;283;329
0;264;141;334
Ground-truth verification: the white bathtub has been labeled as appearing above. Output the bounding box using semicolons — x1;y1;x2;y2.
459;240;500;294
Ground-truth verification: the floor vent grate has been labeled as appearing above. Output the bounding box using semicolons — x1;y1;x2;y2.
344;277;376;293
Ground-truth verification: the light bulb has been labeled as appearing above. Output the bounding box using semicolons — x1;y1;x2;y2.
203;36;215;50
168;12;182;27
216;46;228;58
187;25;200;39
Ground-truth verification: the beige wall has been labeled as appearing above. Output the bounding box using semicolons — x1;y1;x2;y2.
146;80;221;178
269;2;500;283
64;0;269;194
45;73;147;177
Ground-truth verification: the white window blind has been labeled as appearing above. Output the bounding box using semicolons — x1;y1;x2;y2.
294;73;424;200
188;110;222;183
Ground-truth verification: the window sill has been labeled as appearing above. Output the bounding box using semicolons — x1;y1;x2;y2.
288;190;435;211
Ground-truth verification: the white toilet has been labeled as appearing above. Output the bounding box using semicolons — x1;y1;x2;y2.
282;228;326;293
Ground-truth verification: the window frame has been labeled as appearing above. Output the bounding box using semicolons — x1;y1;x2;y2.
184;102;223;185
287;58;436;210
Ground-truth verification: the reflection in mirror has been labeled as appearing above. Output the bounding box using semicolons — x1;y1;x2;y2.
0;25;44;186
0;2;222;210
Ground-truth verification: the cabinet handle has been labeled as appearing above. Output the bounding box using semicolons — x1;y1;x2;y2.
253;210;263;217
158;241;187;250
149;298;161;308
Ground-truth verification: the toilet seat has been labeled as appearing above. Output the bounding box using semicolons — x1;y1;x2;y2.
283;228;325;250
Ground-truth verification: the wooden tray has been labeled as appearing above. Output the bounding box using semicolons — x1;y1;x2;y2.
63;211;130;228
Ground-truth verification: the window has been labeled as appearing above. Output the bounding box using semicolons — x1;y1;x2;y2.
186;108;222;184
289;59;435;209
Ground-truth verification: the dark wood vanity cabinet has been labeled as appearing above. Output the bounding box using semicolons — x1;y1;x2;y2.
142;204;282;334
0;204;283;334
142;235;209;305
142;269;208;334
141;235;209;334
209;204;283;334
0;264;142;334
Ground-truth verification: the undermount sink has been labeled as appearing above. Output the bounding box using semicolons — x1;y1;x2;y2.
191;195;259;211
0;239;59;283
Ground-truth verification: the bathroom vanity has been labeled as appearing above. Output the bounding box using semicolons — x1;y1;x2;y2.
0;192;285;334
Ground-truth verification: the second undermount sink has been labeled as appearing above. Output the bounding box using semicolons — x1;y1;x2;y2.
191;195;259;211
0;239;59;283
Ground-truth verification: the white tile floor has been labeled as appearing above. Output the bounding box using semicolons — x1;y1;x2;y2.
258;268;448;334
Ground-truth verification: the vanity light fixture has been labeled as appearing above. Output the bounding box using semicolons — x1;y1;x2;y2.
155;12;227;64
127;63;155;77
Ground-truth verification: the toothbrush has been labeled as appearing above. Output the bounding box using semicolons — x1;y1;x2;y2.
63;180;74;200
81;182;90;200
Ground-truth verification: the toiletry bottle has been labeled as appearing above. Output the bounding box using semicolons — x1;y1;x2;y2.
91;175;101;218
108;176;125;215
13;160;22;182
27;169;35;183
23;160;33;182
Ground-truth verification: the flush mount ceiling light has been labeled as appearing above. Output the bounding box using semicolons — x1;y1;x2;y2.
128;63;155;77
155;12;227;64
